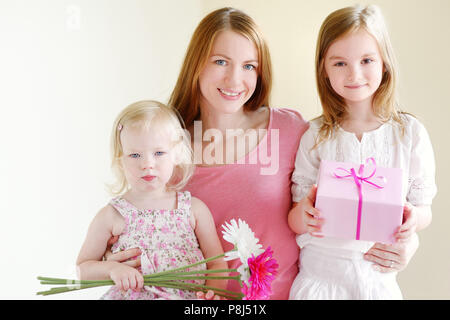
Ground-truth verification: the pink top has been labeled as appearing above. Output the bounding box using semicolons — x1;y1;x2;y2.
184;107;309;299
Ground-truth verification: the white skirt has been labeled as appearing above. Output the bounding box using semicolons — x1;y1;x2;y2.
289;244;403;300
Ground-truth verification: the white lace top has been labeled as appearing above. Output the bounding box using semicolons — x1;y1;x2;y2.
291;114;437;252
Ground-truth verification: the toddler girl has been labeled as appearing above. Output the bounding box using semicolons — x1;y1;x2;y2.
76;100;227;299
288;5;436;299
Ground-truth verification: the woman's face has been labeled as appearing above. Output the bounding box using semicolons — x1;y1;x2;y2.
198;30;259;115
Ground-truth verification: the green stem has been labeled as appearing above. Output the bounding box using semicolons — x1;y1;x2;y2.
38;277;114;286
145;280;243;300
38;273;238;286
37;282;111;296
144;268;237;279
144;251;228;278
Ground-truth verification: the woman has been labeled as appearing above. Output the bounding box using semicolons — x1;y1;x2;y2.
105;7;419;300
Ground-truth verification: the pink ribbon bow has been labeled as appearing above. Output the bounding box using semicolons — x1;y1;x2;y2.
333;158;386;240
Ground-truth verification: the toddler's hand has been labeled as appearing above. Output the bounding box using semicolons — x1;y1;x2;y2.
109;263;144;292
395;203;418;242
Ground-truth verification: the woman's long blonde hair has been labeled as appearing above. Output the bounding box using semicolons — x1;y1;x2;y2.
108;100;194;195
168;7;272;128
315;4;405;145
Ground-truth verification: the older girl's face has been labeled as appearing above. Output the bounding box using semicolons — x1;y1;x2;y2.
198;30;259;115
324;29;384;107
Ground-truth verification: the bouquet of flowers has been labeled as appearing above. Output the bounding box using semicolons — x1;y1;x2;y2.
37;219;278;300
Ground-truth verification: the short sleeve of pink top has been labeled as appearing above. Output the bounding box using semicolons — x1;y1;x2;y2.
184;107;309;299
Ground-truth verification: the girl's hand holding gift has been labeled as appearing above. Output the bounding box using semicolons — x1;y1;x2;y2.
288;185;324;237
395;203;418;242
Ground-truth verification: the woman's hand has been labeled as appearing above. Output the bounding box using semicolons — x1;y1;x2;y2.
104;235;142;268
196;290;222;300
364;232;419;272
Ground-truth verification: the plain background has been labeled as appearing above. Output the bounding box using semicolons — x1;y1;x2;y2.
0;0;448;299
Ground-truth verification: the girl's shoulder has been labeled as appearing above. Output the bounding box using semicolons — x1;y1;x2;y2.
308;116;325;129
187;195;212;231
89;203;125;236
300;116;323;137
397;112;429;137
398;112;423;126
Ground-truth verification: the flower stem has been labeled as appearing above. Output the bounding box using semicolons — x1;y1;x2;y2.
36;249;241;298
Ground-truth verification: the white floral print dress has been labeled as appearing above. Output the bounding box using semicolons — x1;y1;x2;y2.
100;191;206;300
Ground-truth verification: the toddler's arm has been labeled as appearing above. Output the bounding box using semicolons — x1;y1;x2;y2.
76;205;144;291
191;197;228;298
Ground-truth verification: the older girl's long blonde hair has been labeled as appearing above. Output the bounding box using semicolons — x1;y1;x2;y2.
108;100;194;195
315;4;405;146
168;7;272;128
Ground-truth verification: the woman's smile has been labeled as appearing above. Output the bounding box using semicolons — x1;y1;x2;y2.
218;88;243;100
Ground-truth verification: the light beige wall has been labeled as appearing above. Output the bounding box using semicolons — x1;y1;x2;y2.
2;0;447;299
201;0;450;299
0;0;204;299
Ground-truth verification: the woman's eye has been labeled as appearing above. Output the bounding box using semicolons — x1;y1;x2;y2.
215;59;227;66
129;153;140;158
362;58;373;64
243;64;255;71
334;62;346;67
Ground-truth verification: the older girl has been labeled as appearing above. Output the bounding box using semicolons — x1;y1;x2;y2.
288;5;436;299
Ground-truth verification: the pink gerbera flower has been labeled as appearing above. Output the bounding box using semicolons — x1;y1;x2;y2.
242;246;278;300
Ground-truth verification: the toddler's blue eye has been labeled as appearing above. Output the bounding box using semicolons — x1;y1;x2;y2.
155;151;166;156
129;153;140;158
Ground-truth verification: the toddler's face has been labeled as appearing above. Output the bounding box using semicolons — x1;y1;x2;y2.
324;29;384;107
119;125;175;195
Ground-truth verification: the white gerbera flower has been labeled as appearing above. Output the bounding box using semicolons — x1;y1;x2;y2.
221;219;264;267
237;264;250;286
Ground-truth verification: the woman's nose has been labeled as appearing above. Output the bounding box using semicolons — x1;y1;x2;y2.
225;65;241;87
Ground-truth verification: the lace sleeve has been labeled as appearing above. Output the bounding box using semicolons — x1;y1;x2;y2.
406;119;437;206
291;126;321;202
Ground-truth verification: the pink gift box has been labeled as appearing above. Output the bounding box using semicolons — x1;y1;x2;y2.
315;159;403;244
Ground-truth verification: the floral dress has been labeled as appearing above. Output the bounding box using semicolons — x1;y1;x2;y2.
100;191;206;300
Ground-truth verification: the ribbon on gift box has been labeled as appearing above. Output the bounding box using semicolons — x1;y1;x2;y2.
333;158;386;240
